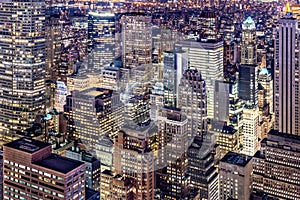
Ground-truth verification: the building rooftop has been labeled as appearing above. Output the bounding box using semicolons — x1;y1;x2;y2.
212;122;237;135
221;152;252;167
4;137;50;153
34;154;84;174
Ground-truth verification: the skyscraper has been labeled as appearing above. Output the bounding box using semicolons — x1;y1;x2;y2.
239;16;258;106
88;12;116;67
0;0;46;141
157;107;190;200
178;68;207;139
274;4;300;135
163;50;188;108
180;40;223;119
121;13;152;69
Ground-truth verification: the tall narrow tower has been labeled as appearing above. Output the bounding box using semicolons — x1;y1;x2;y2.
0;0;46;141
238;16;258;106
274;3;300;135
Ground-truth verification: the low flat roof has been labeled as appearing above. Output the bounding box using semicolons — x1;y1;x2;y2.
4;137;50;153
34;154;84;174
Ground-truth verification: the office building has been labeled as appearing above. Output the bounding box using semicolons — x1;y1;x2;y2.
253;130;300;199
100;170;134;200
149;82;164;122
121;13;152;69
157;107;190;200
66;145;101;191
242;105;260;156
188;135;219;199
239;17;258;106
65;87;124;148
219;152;252;200
274;4;300;135
0;0;46;141
95;135;114;172
114;123;156;200
198;11;218;40
214;81;230;122
88;12;116;67
258;68;274;139
178;68;207;139
180;40;223;119
213;121;239;157
3;137;85;199
163;50;188;107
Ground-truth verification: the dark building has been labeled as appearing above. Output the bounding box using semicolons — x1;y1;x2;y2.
187;135;219;199
238;64;258;105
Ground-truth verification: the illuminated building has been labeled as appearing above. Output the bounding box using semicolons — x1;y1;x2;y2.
3;137;85;199
258;68;274;139
241;105;260;156
65;87;124;149
149;82;164;122
121;13;152;69
180;40;223;119
100;170;134;200
239;17;258;106
45;14;61;111
198;11;218;40
0;0;46;141
66;145;101;191
163;50;188;107
114;123;156;200
253;130;300;199
213;121;239;157
219;152;253;200
178;68;207;139
157;107;190;200
100;66;120;91
88;12;116;68
124;95;150;126
95;135;114;172
188;135;219;199
274;4;300;135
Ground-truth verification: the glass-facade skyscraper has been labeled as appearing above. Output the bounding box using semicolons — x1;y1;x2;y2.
88;12;116;67
0;0;46;141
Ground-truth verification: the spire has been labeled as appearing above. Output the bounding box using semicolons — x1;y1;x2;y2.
285;2;291;13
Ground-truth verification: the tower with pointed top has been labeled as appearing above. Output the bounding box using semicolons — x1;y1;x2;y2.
239;16;258;106
274;3;300;135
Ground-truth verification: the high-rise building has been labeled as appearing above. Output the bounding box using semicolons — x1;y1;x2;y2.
157;107;190;200
149;82;164;122
121;13;152;69
100;170;135;200
258;68;274;139
163;50;188;107
66;145;101;191
188;135;219;199
252;130;300;199
198;11;218;40
213;121;239;157
219;152;253;200
178;68;207;139
274;4;300;135
3;137;85;199
114;123;156;200
0;0;46;141
241;17;257;65
214;81;230;122
239;16;258;106
88;12;116;67
65;87;124;148
180;40;223;119
242;105;260;156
